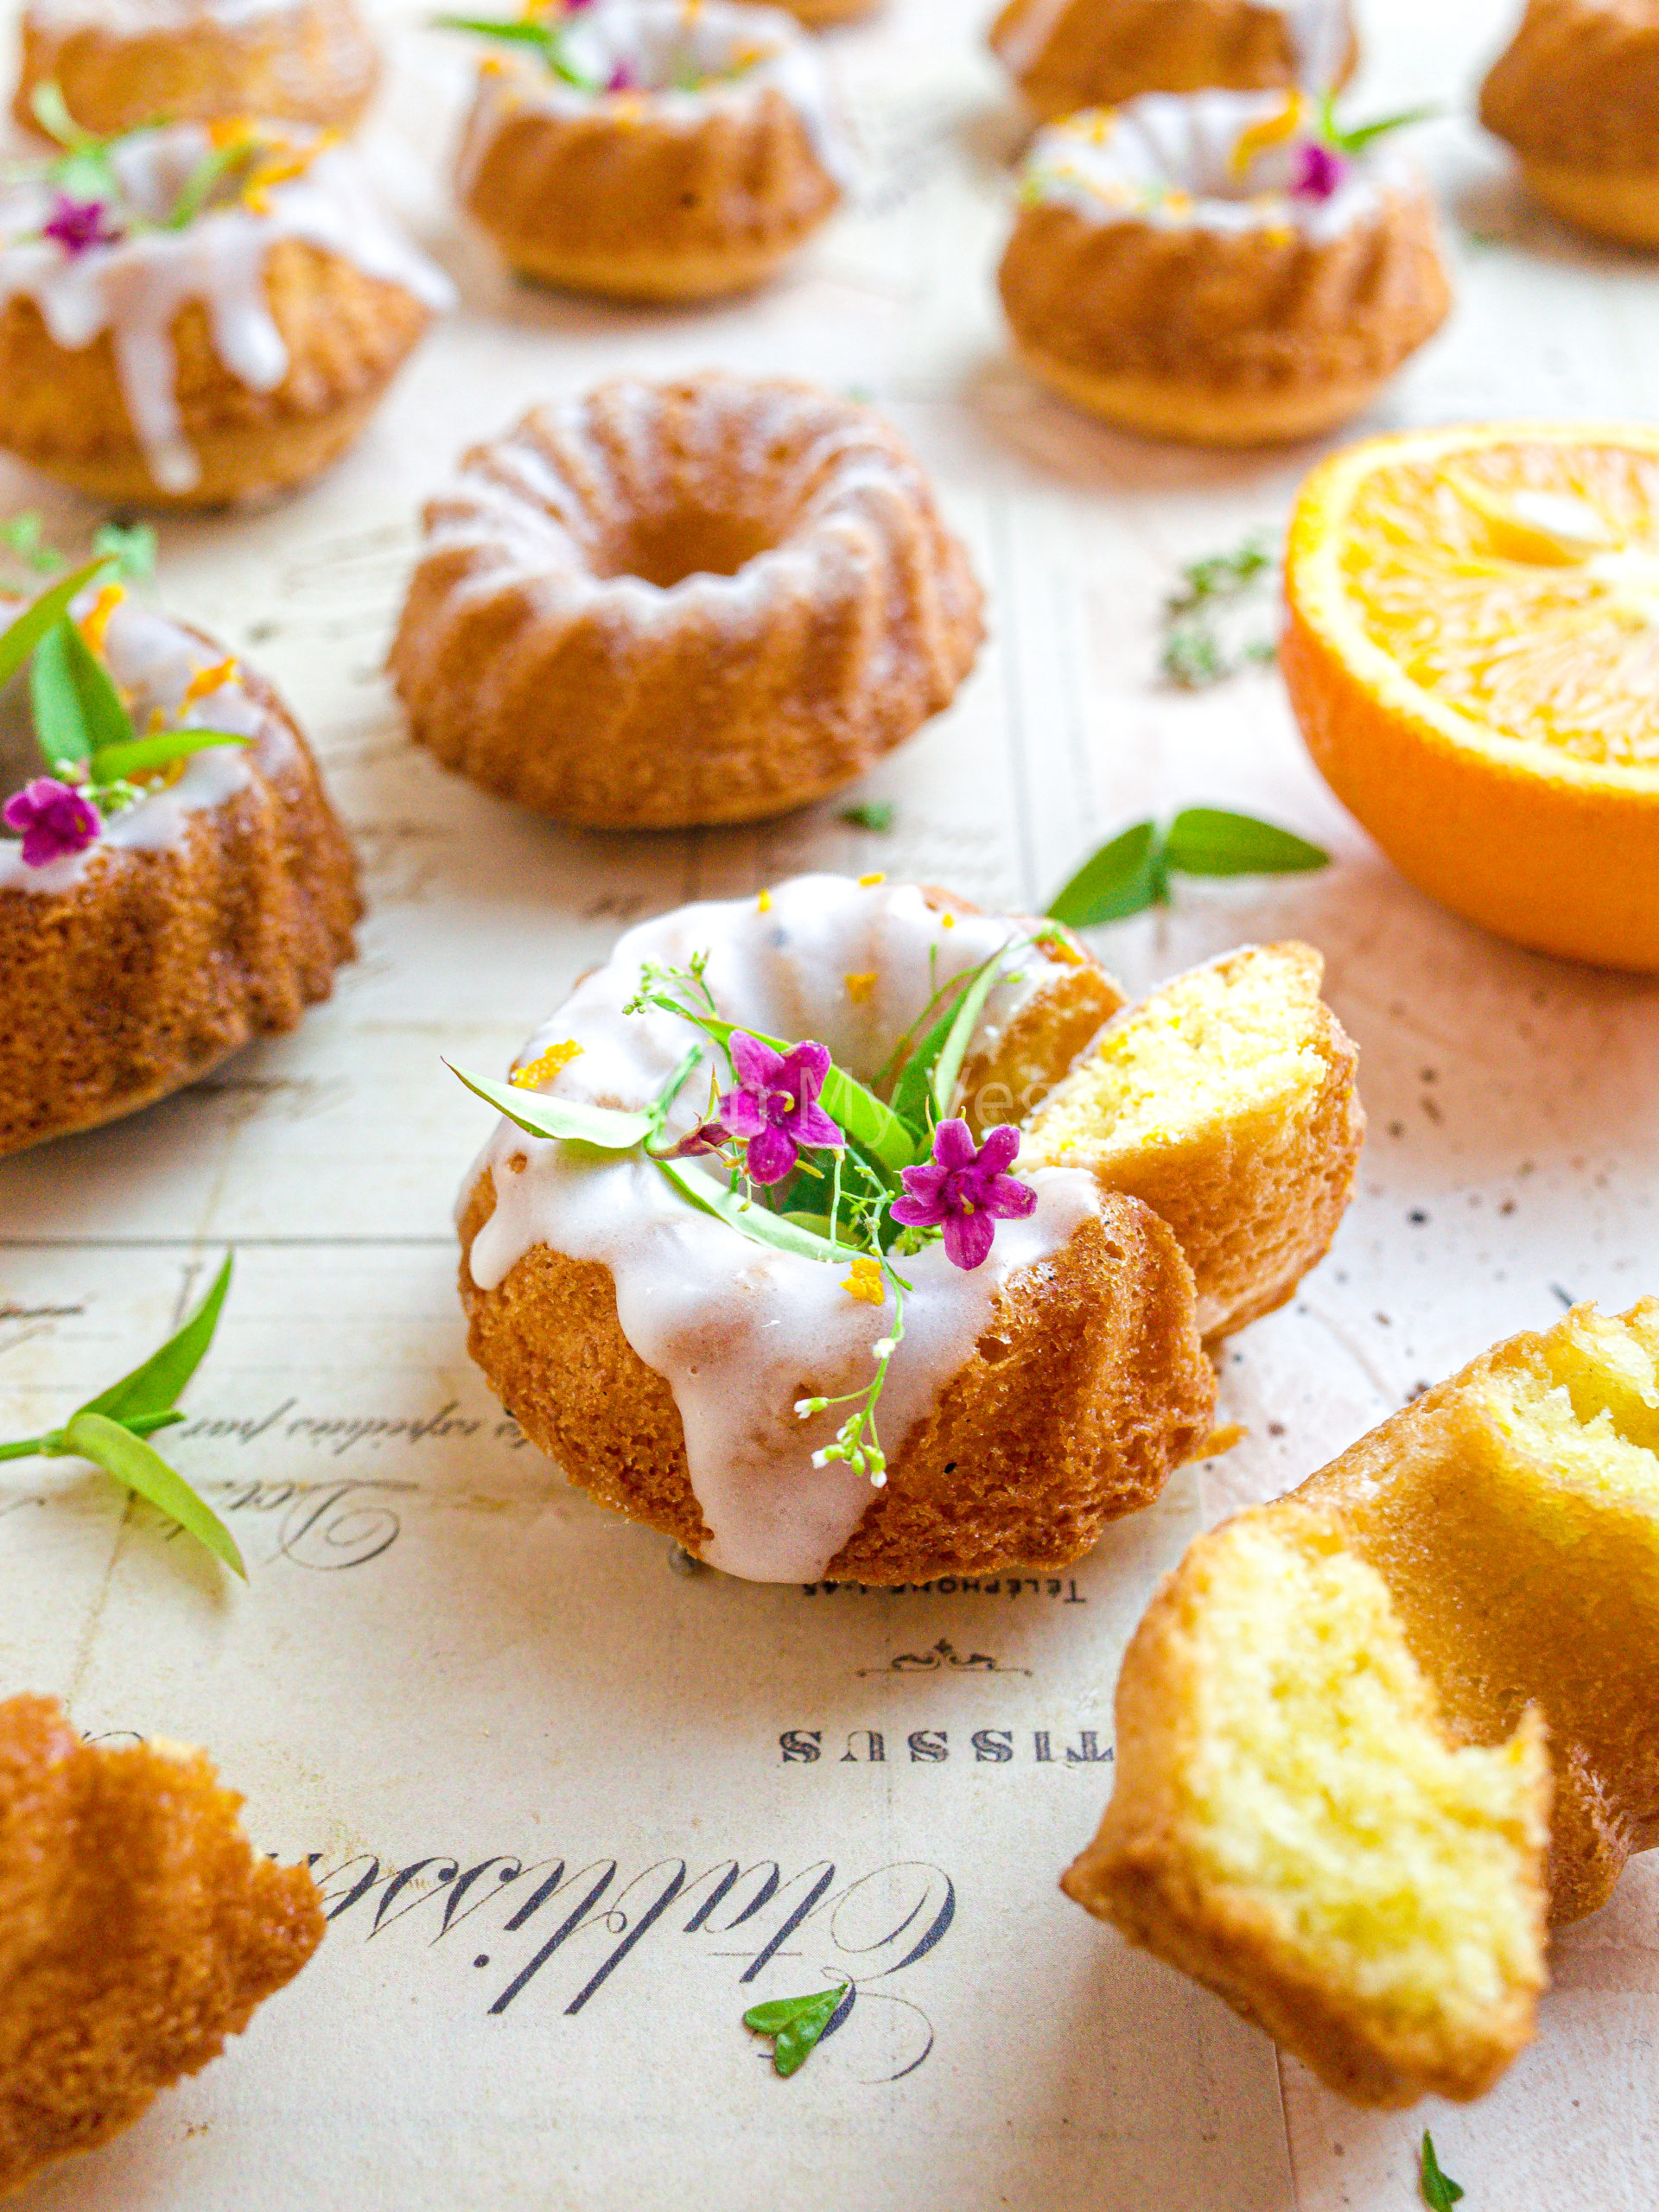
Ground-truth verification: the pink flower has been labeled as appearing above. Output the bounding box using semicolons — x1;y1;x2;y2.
3;777;102;867
1291;142;1346;202
606;60;637;90
717;1033;843;1185
891;1119;1037;1271
41;193;124;256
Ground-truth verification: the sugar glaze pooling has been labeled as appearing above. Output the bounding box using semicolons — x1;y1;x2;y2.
464;875;1106;1584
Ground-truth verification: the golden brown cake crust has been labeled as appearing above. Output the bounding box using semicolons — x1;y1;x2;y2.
989;0;1357;122
460;1173;1215;1585
999;189;1452;409
0;240;435;508
0;1694;323;2196
390;375;986;830
1480;0;1659;172
0;644;359;1156
12;0;379;138
461;60;841;302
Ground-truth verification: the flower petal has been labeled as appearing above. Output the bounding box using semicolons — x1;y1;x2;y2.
779;1040;831;1102
790;1102;844;1152
729;1031;784;1090
980;1122;1022;1175
982;1173;1038;1221
745;1124;798;1185
943;1209;995;1270
931;1118;977;1170
717;1086;766;1141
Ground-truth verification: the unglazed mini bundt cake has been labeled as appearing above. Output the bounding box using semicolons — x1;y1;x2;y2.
0;1694;324;2196
1021;940;1363;1338
454;0;851;301
1481;0;1659;248
13;0;379;140
454;874;1363;1584
391;376;985;830
999;94;1452;445
988;0;1357;124
1;586;359;1155
0;119;453;505
1065;1298;1659;2107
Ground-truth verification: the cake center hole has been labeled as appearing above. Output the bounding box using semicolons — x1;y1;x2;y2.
605;503;784;589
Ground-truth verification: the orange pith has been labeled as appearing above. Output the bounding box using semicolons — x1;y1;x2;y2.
1282;423;1659;975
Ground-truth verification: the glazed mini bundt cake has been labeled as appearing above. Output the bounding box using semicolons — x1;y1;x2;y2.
12;0;380;140
454;0;851;302
1481;0;1659;248
1065;1298;1659;2107
391;376;985;830
1021;941;1363;1338
988;0;1357;124
999;94;1451;445
454;873;1363;1584
0;1694;324;2196
1;587;359;1155
0;118;453;505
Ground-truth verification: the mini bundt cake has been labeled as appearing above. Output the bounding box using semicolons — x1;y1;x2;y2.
391;376;986;830
1;587;359;1155
12;0;380;140
0;1694;324;2196
454;874;1363;1584
999;94;1452;445
0;119;454;505
989;0;1357;124
1021;940;1363;1338
454;0;851;301
1065;1297;1659;2107
1481;0;1659;248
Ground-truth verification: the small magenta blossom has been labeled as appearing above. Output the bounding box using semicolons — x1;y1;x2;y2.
606;60;638;90
41;193;124;256
3;777;102;867
1291;141;1346;202
718;1033;842;1185
891;1119;1037;1271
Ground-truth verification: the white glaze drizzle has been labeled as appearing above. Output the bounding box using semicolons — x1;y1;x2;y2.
0;596;283;893
994;0;1352;99
0;126;454;493
456;0;855;198
1021;89;1414;243
463;874;1105;1585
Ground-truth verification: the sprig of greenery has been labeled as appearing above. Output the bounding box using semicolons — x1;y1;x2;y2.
1046;809;1328;928
1317;93;1440;157
1161;531;1279;688
743;1983;849;2076
430;13;601;90
0;1257;245;1577
839;801;894;832
1;518;153;587
1419;2133;1465;2210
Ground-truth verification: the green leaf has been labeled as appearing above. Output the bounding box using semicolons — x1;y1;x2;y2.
0;514;62;575
56;615;133;752
29;620;94;770
166;141;249;230
927;953;1009;1122
656;1157;845;1263
839;801;894;832
430;12;555;44
743;1983;849;2077
1419;2132;1465;2210
60;1410;245;1579
92;522;156;581
1332;105;1440;156
79;1254;232;1427
1164;809;1330;880
90;728;249;785
0;555;114;691
695;1019;921;1172
1046;820;1166;929
447;1060;654;1151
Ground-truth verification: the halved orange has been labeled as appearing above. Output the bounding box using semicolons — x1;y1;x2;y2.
1282;423;1659;973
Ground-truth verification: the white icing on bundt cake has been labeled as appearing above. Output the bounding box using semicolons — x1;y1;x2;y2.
0;124;453;494
990;0;1357;123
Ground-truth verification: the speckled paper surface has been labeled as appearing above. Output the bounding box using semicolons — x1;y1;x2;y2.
1;0;1656;2202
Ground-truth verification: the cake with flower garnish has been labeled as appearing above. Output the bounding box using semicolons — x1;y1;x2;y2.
391;373;983;829
12;0;379;142
1481;0;1659;249
998;90;1450;446
448;874;1363;1586
988;0;1357;126
0;538;358;1154
443;0;851;301
0;105;453;505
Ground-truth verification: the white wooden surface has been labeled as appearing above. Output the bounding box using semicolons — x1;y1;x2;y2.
2;0;1657;2203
